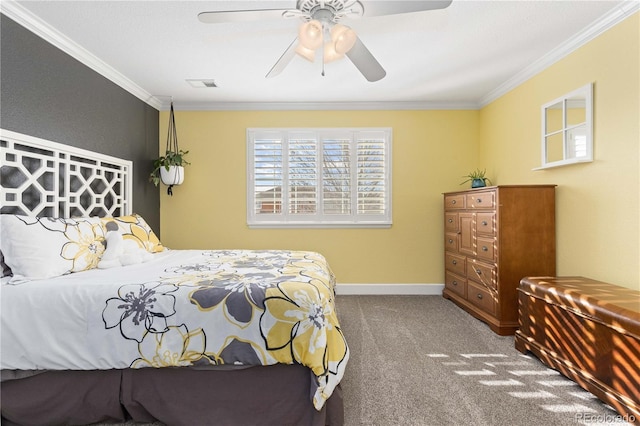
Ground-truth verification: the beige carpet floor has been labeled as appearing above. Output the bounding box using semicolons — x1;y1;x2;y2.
336;295;631;426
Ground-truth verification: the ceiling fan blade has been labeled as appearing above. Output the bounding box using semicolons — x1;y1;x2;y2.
346;37;386;82
360;0;452;17
198;9;291;24
266;37;299;78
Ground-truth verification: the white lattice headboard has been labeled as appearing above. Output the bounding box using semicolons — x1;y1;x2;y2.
0;129;133;217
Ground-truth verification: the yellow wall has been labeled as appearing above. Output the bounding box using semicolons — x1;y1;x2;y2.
160;12;639;290
479;13;639;290
159;110;479;284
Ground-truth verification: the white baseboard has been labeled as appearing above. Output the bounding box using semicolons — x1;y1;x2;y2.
336;283;445;295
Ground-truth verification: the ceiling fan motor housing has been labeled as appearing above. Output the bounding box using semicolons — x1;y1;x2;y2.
297;0;364;23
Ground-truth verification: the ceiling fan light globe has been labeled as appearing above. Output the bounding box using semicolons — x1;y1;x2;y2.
295;44;316;62
299;19;323;50
331;24;357;54
323;43;345;63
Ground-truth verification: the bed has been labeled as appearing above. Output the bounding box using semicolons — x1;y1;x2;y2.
0;129;347;426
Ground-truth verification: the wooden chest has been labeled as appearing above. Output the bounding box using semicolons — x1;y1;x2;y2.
515;276;640;421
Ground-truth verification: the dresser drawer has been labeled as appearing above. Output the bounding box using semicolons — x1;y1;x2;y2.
444;194;465;209
445;271;466;298
467;279;496;315
476;236;495;261
445;232;458;252
445;252;466;276
467;260;496;289
476;212;495;235
445;212;458;232
466;191;495;209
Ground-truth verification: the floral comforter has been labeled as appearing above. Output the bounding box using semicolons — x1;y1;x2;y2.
0;249;349;409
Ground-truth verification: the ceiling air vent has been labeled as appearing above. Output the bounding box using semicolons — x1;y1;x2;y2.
186;79;218;88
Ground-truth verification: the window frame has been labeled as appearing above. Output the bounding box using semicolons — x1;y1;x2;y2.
247;127;392;229
536;83;593;170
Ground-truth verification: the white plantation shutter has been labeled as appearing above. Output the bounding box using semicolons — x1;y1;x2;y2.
288;134;317;214
322;136;351;215
252;132;283;215
248;128;392;228
357;133;386;215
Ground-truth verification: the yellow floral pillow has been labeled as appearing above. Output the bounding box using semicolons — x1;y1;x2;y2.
0;215;106;282
101;214;164;253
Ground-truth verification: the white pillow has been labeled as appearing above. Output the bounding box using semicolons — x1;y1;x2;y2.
0;215;106;282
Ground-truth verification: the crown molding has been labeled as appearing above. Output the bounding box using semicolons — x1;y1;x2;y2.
168;100;480;111
0;0;163;110
479;0;640;107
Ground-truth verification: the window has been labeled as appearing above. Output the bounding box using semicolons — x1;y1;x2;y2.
537;83;593;169
247;128;392;228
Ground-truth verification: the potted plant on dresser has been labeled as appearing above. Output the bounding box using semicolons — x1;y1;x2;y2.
461;168;492;188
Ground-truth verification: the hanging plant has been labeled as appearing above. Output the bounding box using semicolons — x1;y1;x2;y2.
149;150;190;186
149;101;190;195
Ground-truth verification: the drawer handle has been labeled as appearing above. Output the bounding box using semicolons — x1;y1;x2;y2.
452;200;456;204
452;281;458;286
476;269;482;275
452;260;457;265
448;218;453;223
477;293;483;299
476;198;482;203
482;246;488;252
448;239;454;244
481;221;488;226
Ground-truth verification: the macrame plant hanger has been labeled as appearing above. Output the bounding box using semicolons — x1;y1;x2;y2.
165;100;180;196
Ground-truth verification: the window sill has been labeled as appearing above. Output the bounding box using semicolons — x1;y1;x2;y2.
533;158;593;170
247;222;392;229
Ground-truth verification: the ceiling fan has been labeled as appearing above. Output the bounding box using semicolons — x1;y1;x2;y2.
198;0;452;82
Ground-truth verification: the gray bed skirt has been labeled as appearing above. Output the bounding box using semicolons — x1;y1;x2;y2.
1;364;344;426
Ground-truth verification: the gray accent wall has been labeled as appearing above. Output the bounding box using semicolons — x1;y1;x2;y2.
0;15;160;234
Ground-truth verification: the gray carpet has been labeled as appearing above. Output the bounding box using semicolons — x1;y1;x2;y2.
336;295;630;426
93;295;631;426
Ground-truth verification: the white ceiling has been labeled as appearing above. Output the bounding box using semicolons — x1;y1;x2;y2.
3;0;637;110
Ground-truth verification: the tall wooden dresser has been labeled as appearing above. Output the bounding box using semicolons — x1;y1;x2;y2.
442;185;556;335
